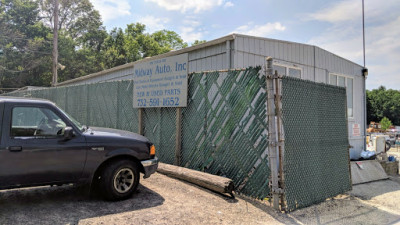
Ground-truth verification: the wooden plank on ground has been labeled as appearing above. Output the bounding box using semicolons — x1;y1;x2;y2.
157;163;234;196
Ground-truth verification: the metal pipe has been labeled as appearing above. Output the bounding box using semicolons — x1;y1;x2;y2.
362;0;367;152
274;71;286;211
266;57;280;210
362;0;366;68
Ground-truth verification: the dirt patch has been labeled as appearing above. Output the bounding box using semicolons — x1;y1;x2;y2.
0;173;286;225
1;173;400;224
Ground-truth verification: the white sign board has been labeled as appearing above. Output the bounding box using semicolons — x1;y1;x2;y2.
352;123;361;136
133;53;188;108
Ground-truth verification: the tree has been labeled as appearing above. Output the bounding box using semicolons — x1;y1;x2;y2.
191;40;206;46
367;86;400;125
151;30;188;51
101;23;188;68
1;1;189;88
39;0;104;42
380;117;392;131
38;0;107;82
0;0;53;88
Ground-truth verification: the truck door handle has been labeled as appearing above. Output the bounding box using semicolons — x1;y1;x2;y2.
8;146;22;152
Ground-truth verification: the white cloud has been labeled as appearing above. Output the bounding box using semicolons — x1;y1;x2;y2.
306;0;400;90
224;1;234;8
233;22;286;37
144;0;224;13
307;1;360;23
91;0;131;21
176;17;205;43
183;18;201;27
136;15;170;33
180;27;205;43
306;0;399;24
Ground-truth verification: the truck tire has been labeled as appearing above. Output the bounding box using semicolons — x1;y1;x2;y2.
100;160;140;201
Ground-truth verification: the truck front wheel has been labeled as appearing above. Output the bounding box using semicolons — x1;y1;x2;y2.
100;160;140;201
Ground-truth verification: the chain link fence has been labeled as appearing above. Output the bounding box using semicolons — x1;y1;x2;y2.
281;76;351;211
143;107;176;165
4;66;352;210
182;68;270;198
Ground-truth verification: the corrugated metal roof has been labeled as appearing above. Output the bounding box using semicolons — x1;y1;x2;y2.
57;33;363;86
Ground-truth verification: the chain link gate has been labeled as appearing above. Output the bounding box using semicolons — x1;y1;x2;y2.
280;76;352;212
265;57;352;212
181;68;270;199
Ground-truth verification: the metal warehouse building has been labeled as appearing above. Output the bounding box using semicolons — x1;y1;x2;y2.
57;33;366;158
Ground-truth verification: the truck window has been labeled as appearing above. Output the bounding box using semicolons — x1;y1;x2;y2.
11;107;66;138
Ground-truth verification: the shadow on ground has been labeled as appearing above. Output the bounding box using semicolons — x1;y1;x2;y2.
0;183;164;225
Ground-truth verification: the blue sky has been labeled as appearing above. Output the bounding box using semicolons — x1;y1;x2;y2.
90;0;400;90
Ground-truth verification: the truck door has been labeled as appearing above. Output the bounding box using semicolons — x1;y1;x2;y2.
0;103;87;187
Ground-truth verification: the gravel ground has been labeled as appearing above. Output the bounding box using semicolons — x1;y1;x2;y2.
1;172;400;225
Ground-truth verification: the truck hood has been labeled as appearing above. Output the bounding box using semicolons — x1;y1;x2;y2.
84;126;150;143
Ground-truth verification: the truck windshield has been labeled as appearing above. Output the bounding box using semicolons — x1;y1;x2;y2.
57;107;85;131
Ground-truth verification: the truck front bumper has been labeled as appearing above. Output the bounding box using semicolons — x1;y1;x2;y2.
141;157;159;178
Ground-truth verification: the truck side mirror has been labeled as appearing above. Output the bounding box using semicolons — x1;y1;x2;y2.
63;127;74;140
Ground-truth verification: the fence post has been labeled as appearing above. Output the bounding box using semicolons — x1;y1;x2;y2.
86;84;90;126
175;107;182;166
138;108;143;135
266;57;281;210
274;70;286;211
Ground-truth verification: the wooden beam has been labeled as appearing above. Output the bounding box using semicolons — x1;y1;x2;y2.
138;108;143;135
157;163;234;197
175;107;182;166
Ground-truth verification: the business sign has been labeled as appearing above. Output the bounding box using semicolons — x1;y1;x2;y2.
133;53;188;108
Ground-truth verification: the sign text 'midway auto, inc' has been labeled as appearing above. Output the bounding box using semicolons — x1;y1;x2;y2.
133;53;188;108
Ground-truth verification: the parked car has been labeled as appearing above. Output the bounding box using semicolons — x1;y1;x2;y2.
0;97;158;200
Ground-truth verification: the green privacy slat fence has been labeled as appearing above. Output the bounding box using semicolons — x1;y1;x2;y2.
142;107;176;165
117;81;139;133
281;76;351;211
5;68;271;199
7;81;137;135
4;66;352;210
182;68;270;198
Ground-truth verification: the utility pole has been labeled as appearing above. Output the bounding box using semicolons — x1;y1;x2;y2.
362;0;368;153
52;0;59;87
362;0;366;68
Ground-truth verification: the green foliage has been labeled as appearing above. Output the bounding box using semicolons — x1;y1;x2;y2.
151;30;188;50
367;86;400;125
0;0;188;90
191;40;207;46
101;23;188;68
0;0;52;88
380;117;392;131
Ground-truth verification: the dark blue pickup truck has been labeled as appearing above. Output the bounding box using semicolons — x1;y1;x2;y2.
0;97;158;200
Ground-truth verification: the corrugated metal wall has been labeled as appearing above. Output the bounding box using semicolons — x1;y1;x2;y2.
188;42;228;72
